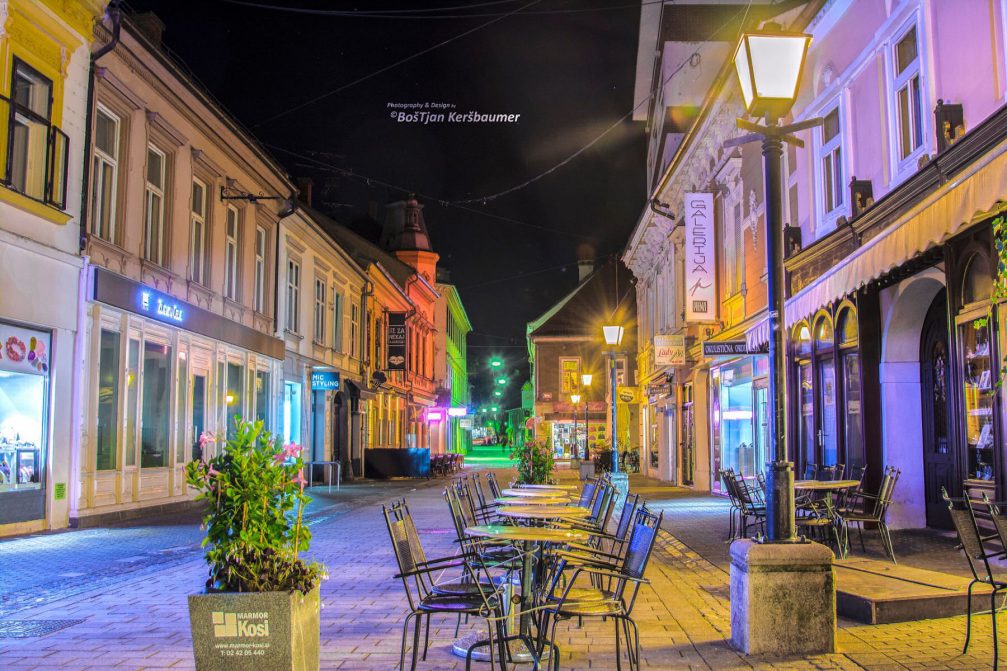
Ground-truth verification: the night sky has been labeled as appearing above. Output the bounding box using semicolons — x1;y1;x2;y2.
129;0;648;408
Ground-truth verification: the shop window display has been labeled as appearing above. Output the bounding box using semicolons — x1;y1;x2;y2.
141;341;172;468
0;324;50;493
717;358;756;476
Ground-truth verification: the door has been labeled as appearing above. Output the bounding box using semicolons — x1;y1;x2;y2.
754;381;768;475
818;360;838;466
921;289;953;529
681;388;695;486
191;373;207;461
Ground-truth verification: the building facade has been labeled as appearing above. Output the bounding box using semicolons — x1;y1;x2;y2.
432;279;472;454
77;12;289;525
527;259;638;462
626;0;1007;532
0;0;107;536
276;204;368;483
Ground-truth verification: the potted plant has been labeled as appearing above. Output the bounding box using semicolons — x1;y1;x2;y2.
510;439;555;484
184;419;325;671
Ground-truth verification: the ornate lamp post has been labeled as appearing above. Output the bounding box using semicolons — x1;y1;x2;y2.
602;325;625;473
580;373;593;460
728;24;813;543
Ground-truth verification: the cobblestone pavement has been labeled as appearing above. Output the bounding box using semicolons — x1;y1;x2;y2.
0;468;1002;670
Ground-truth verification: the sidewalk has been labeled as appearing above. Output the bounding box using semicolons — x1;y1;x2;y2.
0;467;998;670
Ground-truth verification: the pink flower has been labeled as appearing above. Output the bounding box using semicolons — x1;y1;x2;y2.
199;431;216;449
273;452;287;465
291;471;307;490
282;442;303;459
206;464;220;479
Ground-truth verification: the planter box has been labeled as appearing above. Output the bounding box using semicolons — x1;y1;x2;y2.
188;587;320;671
578;461;595;481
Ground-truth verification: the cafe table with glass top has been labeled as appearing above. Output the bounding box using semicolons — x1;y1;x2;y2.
453;524;589;663
494;496;570;506
512;483;580;491
501;487;571;498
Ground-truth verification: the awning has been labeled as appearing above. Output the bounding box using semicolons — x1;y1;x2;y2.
785;136;1007;326
345;379;377;401
745;314;770;351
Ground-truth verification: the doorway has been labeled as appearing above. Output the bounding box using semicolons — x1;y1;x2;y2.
191;374;207;461
921;289;953;529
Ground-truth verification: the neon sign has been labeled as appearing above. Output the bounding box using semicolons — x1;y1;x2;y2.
140;291;185;323
447;407;467;417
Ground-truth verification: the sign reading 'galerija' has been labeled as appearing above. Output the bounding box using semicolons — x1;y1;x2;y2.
685;192;716;323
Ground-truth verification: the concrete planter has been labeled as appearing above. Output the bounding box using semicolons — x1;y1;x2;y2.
188;587;320;671
578;461;595;481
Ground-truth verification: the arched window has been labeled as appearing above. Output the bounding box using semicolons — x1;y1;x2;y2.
793;323;812;359
836;307;864;470
812;315;838;467
963;253;993;305
814;315;834;352
792;322;815;471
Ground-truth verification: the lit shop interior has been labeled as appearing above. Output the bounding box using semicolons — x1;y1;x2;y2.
0;365;47;493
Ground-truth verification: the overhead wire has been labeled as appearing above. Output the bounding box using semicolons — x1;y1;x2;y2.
225;0;670;20
248;0;543;127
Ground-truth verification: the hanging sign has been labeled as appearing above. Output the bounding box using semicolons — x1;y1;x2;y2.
310;370;341;391
386;312;407;371
702;340;766;357
654;334;685;367
685;192;717;322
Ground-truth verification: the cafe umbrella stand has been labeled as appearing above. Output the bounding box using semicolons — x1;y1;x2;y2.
724;24;837;655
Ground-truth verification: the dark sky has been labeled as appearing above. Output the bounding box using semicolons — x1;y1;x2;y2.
129;0;647;408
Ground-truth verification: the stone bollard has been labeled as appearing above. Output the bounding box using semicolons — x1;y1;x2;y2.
729;539;836;655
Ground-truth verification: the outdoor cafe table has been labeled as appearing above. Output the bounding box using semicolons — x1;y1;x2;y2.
502;487;571;498
513;483;580;491
497;505;591;520
494;496;571;506
794;479;859;491
456;524;591;663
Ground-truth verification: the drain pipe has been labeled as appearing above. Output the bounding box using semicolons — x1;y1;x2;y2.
79;3;121;252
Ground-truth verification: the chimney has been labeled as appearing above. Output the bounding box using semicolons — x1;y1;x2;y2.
578;259;594;282
297;177;313;208
133;12;165;46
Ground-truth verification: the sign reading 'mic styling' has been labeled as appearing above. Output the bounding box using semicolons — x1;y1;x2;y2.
386;312;408;371
684;192;716;323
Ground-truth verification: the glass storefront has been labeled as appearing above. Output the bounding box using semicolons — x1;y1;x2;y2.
0;323;50;497
711;357;767;483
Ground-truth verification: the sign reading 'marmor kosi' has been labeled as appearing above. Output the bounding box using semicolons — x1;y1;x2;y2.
684;192;716;322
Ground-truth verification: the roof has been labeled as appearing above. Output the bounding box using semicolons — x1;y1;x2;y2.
527;259;636;339
303;204;416;287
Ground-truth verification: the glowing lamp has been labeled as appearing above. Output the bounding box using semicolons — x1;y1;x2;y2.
489;358;503;368
490;406;499;412
581;373;593;387
427;411;443;422
493;390;502;397
570;394;581;404
602;325;624;347
496;377;507;385
447;407;466;417
733;27;811;119
225;392;236;405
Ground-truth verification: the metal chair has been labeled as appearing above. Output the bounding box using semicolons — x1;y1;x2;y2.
817;465;837;481
725;470;765;539
840;466;901;562
832;463;846;480
944;488;1007;670
796;493;846;557
383;499;509;670
538;508;664;671
486;471;502;499
803;463;818;480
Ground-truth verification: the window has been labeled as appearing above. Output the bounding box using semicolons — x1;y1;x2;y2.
226;362;244;440
91;106;119;241
95;329;120;470
190;179;207;284
560;357;581;395
254;226;266;313
893;25;924;161
820;106;843;215
725;201;744;295
313;278;326;344
255;371;270;425
140;341;172;468
4;60;67;208
350;303;360;358
286;259;301;333
332;290;343;352
124;338;139;467
224;206;240;300
144;145;166;265
837;308;864;470
175;353;188;464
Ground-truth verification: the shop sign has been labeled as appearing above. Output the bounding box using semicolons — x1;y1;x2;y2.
140;289;184;324
685;192;717;323
386;313;407;371
702;341;765;357
617;386;639;404
310;370;340;391
0;322;51;375
654;334;685;366
459;418;473;429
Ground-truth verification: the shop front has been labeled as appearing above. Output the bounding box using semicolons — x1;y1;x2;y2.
709;356;768;493
76;268;283;525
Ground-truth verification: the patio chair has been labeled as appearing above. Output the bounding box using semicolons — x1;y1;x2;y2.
803;463;818;480
944;489;1007;670
818;465;837;481
832;463;846;480
548;495;642;573
538;508;664;671
577;478;599;508
720;469;743;540
728;471;765;539
384;499;509;670
836;465;867;510
486;472;502;499
840;466;901;563
796;493;846;557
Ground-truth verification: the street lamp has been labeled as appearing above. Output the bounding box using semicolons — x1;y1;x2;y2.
496;377;507;385
730;24;813;544
580;373;593;461
602;324;624;473
570;393;581;460
489;357;503;369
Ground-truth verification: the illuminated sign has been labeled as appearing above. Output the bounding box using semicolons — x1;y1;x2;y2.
654;334;685;367
427;411;444;422
685;192;717;322
311;370;341;391
447;407;467;417
702;341;766;357
140;290;185;323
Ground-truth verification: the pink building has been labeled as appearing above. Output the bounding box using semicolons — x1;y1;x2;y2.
626;0;1007;530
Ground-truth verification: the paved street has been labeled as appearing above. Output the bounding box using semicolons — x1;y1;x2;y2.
0;468;1001;670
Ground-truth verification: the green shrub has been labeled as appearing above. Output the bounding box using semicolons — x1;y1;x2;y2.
510;440;555;484
185;419;325;594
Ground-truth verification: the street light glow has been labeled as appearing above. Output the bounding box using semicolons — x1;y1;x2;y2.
570;393;581;404
581;373;593;387
489;357;503;368
496;377;507;385
602;325;624;346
